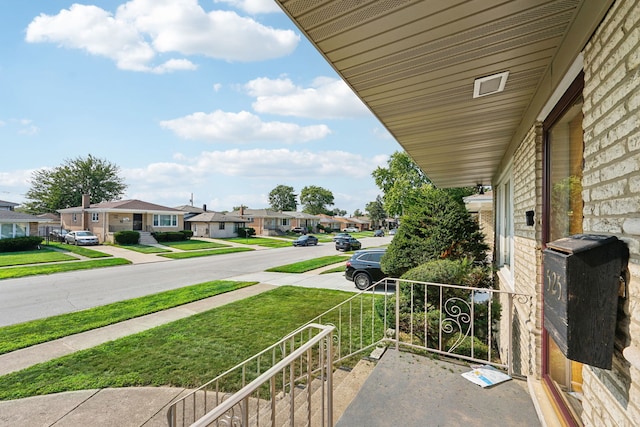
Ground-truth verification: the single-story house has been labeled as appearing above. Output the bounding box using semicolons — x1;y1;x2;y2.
186;212;248;238
282;211;320;232
58;195;185;244
229;207;292;236
463;191;494;258
0;208;52;240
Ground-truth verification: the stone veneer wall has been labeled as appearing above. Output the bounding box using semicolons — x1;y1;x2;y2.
581;0;640;425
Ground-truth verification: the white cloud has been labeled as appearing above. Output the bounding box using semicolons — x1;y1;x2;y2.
246;76;370;119
120;149;385;210
159;110;331;143
214;0;282;14
25;0;299;73
213;83;222;92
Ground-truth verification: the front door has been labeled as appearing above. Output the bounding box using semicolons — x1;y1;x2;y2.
133;213;143;231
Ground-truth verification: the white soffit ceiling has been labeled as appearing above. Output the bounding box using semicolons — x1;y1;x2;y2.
276;0;596;188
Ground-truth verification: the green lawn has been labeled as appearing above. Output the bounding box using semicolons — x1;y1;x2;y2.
0;258;131;280
0;248;77;267
45;242;113;258
226;237;292;248
161;239;230;250
158;247;254;259
0;280;258;355
114;244;171;254
321;265;347;274
266;255;349;273
0;286;383;400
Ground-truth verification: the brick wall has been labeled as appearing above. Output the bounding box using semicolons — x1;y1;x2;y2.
581;0;640;425
497;124;544;377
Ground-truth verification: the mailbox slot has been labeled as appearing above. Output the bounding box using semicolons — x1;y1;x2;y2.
543;234;627;370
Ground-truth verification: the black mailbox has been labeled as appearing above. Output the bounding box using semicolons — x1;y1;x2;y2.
543;234;627;370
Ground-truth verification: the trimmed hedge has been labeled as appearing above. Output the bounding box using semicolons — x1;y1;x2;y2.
152;230;193;242
114;231;140;245
0;236;44;252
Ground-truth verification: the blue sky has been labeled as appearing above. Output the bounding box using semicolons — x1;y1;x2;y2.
0;0;399;214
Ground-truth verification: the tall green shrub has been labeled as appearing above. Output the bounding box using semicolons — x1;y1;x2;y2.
380;187;488;277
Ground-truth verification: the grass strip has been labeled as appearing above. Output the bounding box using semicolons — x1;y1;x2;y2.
159;247;254;259
0;248;77;267
225;237;292;248
46;242;113;258
0;280;258;355
0;286;383;400
113;244;171;254
0;258;131;280
161;240;229;250
266;255;349;273
320;266;346;274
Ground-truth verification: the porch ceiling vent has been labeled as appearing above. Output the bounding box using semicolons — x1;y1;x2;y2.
473;71;509;98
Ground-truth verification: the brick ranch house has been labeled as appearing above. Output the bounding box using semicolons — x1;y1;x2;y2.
276;1;640;425
58;195;184;244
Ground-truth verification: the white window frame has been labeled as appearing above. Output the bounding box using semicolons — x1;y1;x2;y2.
496;166;514;287
91;212;99;222
153;214;177;227
219;222;225;230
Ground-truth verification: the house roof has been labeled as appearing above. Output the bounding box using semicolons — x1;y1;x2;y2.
229;208;291;219
186;212;248;223
174;205;206;214
464;191;494;211
58;199;184;214
0;210;52;223
0;199;19;208
282;211;320;219
275;1;612;187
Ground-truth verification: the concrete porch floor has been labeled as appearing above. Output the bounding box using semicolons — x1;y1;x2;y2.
336;349;541;427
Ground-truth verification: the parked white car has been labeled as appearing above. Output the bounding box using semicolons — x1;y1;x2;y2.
64;230;99;246
343;227;359;232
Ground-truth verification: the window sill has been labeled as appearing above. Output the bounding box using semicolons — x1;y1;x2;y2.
496;267;514;292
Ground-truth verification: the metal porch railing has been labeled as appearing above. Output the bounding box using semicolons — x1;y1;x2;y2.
167;279;532;426
167;323;335;427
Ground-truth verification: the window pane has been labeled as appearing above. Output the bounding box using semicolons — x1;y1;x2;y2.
549;96;584;241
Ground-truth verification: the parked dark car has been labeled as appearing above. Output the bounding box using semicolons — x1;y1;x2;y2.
335;236;362;252
332;232;351;242
292;234;318;246
64;230;99;246
373;229;385;237
345;248;388;290
49;228;69;242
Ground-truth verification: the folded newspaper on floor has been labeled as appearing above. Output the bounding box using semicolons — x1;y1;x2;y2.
462;364;512;388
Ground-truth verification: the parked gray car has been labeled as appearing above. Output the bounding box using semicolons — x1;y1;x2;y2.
64;230;99;246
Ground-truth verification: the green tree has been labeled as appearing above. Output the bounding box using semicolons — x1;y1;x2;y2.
331;208;347;217
300;185;334;215
268;185;297;211
365;196;387;228
23;154;126;214
352;208;363;217
380;187;488;277
372;151;432;216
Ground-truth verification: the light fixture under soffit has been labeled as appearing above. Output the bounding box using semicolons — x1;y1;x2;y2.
473;71;509;98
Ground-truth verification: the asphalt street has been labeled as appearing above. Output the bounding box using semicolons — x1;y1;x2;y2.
0;235;393;326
